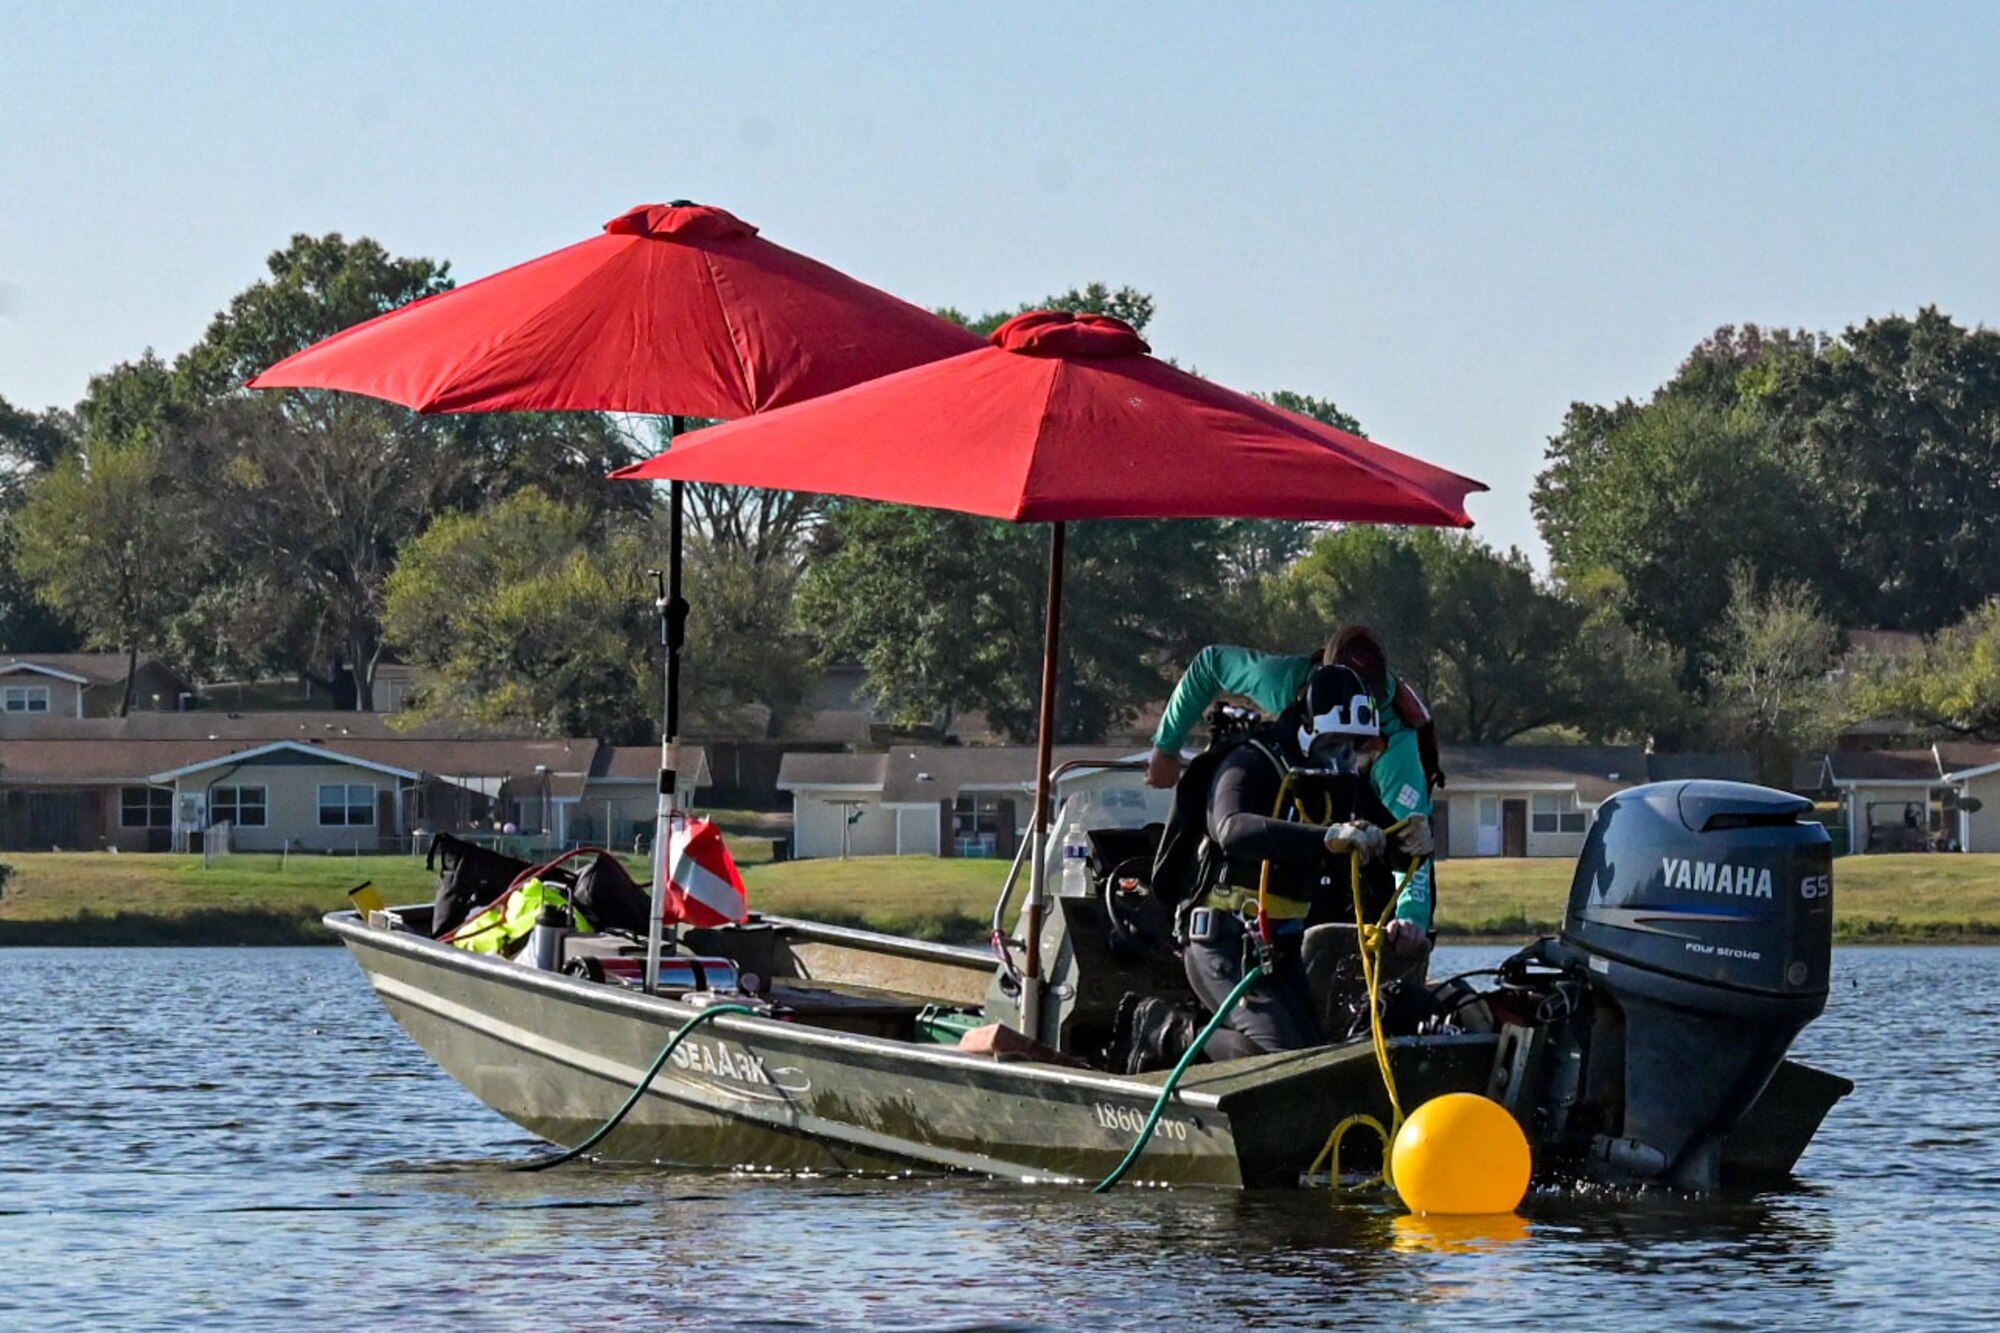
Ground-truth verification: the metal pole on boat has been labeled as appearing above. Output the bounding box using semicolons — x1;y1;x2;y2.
646;417;690;996
1020;521;1065;1041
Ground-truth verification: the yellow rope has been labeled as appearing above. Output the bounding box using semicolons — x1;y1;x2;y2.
1250;773;1434;1193
1312;832;1433;1194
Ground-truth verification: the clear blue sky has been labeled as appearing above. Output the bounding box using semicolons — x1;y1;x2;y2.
5;2;1998;559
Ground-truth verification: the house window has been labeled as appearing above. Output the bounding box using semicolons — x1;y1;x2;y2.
120;786;172;828
952;794;1006;858
3;685;50;713
1531;793;1588;835
318;783;376;827
210;785;268;828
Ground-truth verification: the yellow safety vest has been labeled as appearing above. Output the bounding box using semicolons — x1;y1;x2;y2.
450;877;592;956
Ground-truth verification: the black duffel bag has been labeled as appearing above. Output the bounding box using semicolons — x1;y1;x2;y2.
427;832;534;939
568;849;654;937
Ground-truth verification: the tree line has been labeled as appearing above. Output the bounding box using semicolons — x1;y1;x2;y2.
4;234;1998;776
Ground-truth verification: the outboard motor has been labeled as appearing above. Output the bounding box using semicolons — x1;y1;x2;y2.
1494;780;1833;1190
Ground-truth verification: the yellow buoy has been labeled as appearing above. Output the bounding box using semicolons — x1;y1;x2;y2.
1390;1093;1531;1215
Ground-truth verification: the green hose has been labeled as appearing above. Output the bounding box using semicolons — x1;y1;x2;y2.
1091;964;1265;1193
512;1002;763;1172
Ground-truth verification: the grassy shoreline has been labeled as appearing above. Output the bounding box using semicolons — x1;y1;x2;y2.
3;850;1999;947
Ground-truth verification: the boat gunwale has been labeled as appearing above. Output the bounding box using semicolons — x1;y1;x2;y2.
325;908;1247;1105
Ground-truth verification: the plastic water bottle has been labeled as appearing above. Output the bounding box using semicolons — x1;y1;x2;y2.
529;904;566;971
1060;823;1092;898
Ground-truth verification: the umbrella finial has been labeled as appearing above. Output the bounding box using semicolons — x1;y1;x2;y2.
605;203;759;241
992;310;1150;358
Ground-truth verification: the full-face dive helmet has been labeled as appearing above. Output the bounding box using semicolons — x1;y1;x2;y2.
1296;664;1383;774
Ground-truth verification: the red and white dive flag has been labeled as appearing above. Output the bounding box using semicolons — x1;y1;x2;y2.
666;818;749;926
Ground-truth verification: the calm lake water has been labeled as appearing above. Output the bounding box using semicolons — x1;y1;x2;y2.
3;943;1997;1331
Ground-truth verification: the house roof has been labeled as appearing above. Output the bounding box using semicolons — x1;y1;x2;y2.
1437;745;1652;804
0;711;416;742
779;745;1130;803
1824;749;1944;784
779;742;1764;807
0;653;187;688
778;751;890;791
148;740;424;783
0;660;91;684
0;739;244;785
0;714;709;791
589;744;711;787
1937;742;2000;782
1643;751;1757;784
347;737;600;779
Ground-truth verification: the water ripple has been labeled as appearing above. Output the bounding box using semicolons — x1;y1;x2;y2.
2;944;1998;1330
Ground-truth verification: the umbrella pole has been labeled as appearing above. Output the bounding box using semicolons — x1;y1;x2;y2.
647;420;690;995
1021;521;1065;1041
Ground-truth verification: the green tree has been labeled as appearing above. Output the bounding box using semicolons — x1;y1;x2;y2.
0;393;79;650
1422;538;1604;745
938;281;1158;338
157;233;642;702
385;490;653;739
800;284;1285;740
0;393;75;505
1764;307;2000;632
1260;524;1438;691
1706;572;1842;784
1214;392;1367;628
796;503;1229;742
1260;389;1362;435
1264;528;1669;745
1533;391;1820;686
1859;600;2000;742
680;531;816;730
615;415;821;728
181;394;471;707
12;437;201;712
176;233;452;399
1563;567;1697;745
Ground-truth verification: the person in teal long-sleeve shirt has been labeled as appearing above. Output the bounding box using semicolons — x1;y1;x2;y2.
1146;631;1439;941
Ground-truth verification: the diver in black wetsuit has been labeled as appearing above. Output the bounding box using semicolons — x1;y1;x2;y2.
1183;664;1433;1059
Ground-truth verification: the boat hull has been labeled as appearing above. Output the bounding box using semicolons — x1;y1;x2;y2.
335;912;1497;1185
331;912;1846;1188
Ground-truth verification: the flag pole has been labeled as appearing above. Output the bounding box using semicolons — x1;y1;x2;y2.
1020;521;1065;1041
646;416;690;996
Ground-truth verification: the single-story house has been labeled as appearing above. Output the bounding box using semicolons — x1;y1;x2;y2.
778;745;1129;859
1812;749;1953;855
0;736;252;852
1940;743;2000;854
561;744;713;851
1430;747;1756;860
0;712;706;853
1807;743;2000;855
1432;746;1651;860
0;653;193;717
148;740;425;853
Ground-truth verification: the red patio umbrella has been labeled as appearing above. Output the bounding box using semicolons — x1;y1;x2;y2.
249;200;979;782
251;201;981;995
615;309;1478;523
615;310;1486;1022
250;202;983;417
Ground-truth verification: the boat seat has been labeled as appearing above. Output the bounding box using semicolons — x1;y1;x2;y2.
766;978;935;1019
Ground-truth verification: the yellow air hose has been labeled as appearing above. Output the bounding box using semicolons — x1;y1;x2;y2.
1308;831;1430;1194
1118;765;1427;1194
